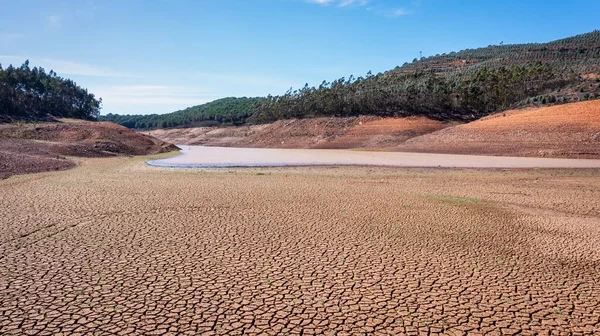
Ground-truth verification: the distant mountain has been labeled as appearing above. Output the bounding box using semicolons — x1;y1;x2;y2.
100;97;263;129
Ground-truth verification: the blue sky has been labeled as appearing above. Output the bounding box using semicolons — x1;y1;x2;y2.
1;0;598;115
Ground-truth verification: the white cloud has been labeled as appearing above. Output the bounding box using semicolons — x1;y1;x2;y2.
306;0;369;7
0;55;134;78
92;85;220;107
375;8;412;17
47;15;62;27
306;0;414;16
0;33;25;43
307;0;335;4
93;74;296;114
338;0;369;7
390;8;409;16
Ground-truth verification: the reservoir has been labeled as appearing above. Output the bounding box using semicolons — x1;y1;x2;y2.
147;146;600;169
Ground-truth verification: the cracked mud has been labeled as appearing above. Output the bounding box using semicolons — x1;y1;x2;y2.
1;157;599;335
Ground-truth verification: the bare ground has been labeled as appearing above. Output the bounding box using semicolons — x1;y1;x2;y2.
396;100;600;158
0;119;178;178
1;157;599;334
146;100;600;159
144;116;451;150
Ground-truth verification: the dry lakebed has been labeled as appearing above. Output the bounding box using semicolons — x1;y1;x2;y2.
1;151;599;335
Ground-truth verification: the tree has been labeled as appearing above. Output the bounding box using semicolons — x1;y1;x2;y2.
0;61;102;120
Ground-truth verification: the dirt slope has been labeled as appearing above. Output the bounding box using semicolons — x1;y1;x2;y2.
0;119;178;178
146;116;450;149
396;100;600;158
147;100;600;159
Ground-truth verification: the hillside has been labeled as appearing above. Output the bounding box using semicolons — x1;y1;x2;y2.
100;97;263;129
395;100;600;158
0;120;178;179
397;30;600;75
104;31;600;130
146;100;600;159
251;31;600;124
145;116;452;149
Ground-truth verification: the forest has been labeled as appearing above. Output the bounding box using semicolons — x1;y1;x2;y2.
0;61;102;122
251;63;581;123
250;30;600;123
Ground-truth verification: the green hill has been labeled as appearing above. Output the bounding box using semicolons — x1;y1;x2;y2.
251;30;600;123
105;30;600;129
397;30;600;75
100;97;263;129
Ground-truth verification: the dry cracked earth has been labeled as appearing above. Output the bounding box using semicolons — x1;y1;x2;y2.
1;155;600;335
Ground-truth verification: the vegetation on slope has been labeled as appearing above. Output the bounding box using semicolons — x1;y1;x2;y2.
0;61;102;122
398;30;600;74
100;97;262;129
251;31;600;123
251;63;580;123
105;30;600;129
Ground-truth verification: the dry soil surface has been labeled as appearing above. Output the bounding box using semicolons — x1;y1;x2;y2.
1;157;600;335
144;116;450;150
396;100;600;158
0;119;178;178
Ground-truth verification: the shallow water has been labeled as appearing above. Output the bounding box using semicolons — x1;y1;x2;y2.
147;146;600;168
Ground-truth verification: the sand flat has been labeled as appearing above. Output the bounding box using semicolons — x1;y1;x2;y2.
148;145;600;168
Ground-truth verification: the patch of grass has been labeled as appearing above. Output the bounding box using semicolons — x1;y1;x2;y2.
427;195;480;205
141;150;181;161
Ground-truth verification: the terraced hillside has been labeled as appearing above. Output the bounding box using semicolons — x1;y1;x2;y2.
398;30;600;75
248;31;600;123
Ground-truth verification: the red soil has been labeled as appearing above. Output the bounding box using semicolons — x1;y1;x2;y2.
397;100;600;158
320;117;451;149
146;116;450;150
147;101;600;159
0;119;178;178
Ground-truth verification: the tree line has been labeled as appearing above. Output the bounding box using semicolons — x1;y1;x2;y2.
248;30;599;123
100;97;262;129
250;63;578;123
0;61;102;121
398;30;600;75
102;30;600;129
